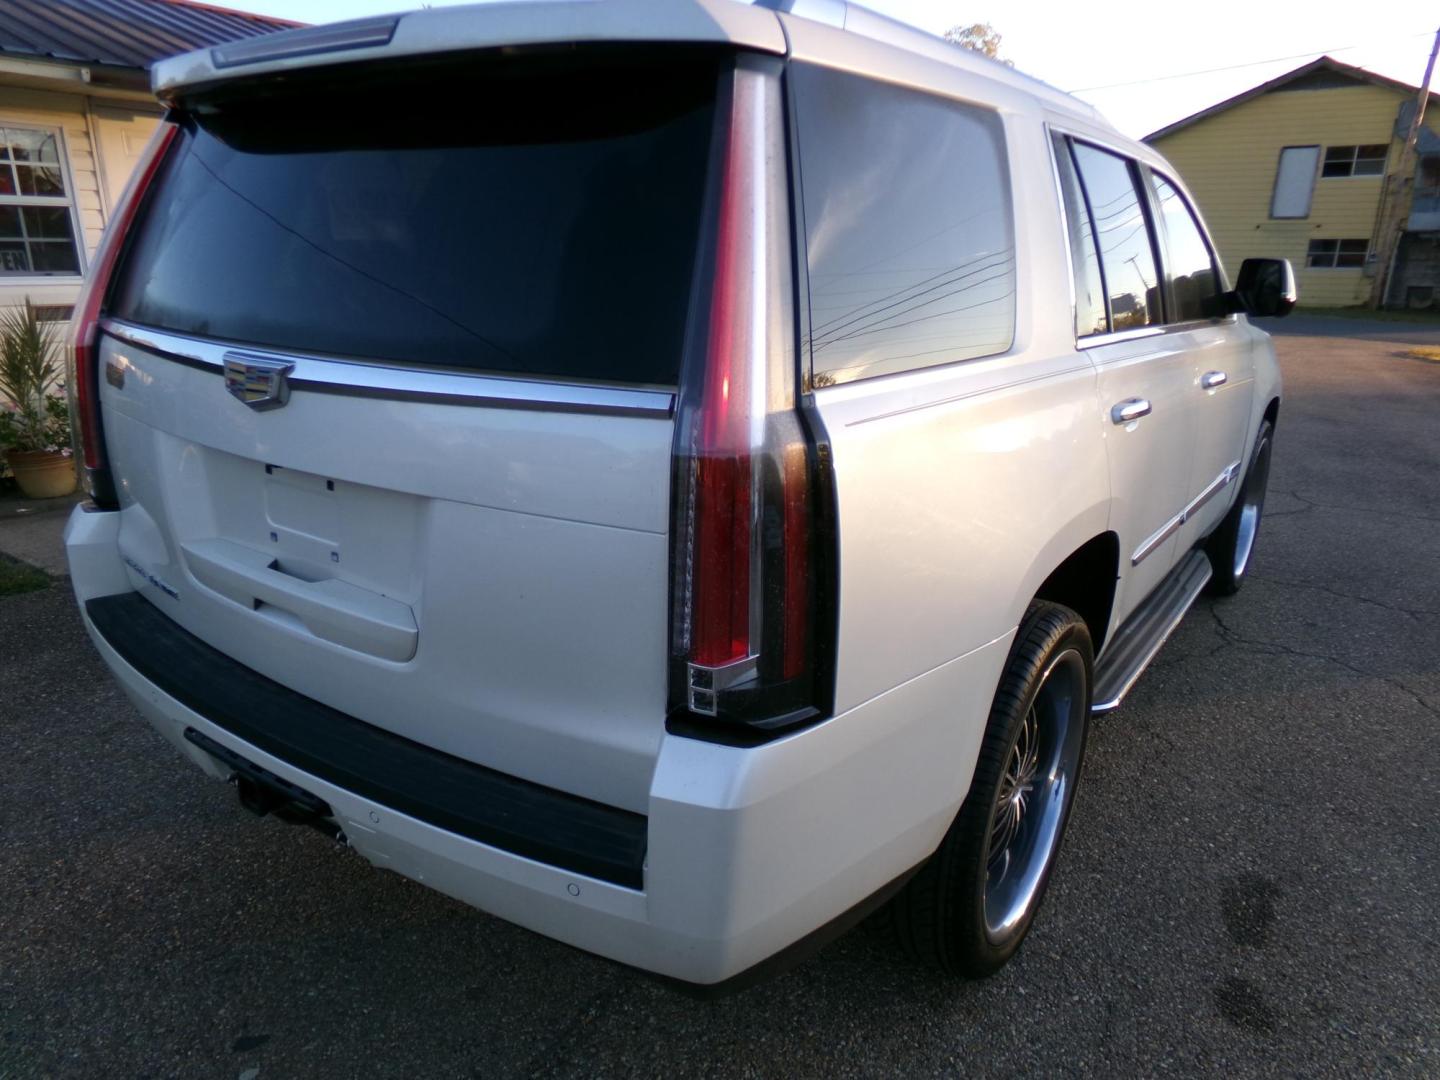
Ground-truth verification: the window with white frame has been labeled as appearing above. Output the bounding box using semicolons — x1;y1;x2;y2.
1306;238;1369;268
0;125;81;276
1321;145;1388;178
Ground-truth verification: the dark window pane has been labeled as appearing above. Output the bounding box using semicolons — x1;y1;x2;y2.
0;242;31;273
29;241;79;273
1320;160;1351;177
0;167;14;196
1356;145;1388;160
16;164;64;196
1306;240;1332;268
1053;135;1107;336
21;206;73;240
1071;143;1160;330
0;206;20;238
1323;146;1351;162
1335;239;1368;268
793;65;1015;385
1151;174;1219;322
112;52;718;384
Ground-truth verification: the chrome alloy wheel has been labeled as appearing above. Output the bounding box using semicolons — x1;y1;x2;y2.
1233;431;1273;580
983;648;1087;940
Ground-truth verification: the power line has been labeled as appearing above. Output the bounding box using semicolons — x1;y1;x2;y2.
1067;31;1433;93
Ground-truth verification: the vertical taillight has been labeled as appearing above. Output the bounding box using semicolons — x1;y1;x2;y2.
686;72;756;673
670;59;833;736
68;120;178;507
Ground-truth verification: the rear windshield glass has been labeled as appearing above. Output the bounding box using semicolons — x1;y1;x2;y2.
111;53;719;386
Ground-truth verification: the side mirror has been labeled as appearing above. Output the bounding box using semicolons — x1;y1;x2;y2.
1228;258;1297;318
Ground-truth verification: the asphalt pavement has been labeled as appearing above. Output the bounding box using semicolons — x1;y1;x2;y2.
1;316;1437;1078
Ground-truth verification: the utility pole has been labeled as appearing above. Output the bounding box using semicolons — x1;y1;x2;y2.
1369;26;1440;309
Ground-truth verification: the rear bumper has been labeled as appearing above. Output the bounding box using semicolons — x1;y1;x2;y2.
66;505;1010;985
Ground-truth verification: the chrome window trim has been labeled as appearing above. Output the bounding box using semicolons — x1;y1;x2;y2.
100;319;676;419
1077;325;1166;349
1130;459;1242;566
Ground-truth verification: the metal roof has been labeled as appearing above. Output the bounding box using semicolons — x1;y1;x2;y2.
0;0;301;73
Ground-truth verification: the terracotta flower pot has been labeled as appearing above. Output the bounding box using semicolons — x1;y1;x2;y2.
6;449;76;499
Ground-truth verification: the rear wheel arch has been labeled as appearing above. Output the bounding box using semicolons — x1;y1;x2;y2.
1032;532;1120;654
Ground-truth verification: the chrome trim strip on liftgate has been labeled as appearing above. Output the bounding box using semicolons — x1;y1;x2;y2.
100;319;677;419
1130;459;1243;567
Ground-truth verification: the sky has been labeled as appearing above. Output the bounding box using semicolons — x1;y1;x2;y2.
231;0;1438;138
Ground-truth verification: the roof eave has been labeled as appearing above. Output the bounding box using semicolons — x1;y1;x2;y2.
0;53;151;94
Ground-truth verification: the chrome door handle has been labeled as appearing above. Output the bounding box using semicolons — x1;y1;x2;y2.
1201;370;1228;390
1111;398;1152;425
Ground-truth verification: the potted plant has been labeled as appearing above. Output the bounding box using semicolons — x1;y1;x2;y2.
0;300;75;499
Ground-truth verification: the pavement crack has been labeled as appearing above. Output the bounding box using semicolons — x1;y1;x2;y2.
1248;574;1440;618
1284;488;1440;526
1207;603;1440;718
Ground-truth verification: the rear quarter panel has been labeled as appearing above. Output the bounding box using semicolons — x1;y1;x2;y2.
799;72;1111;715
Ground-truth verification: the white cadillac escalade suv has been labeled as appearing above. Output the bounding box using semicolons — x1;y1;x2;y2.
64;0;1291;989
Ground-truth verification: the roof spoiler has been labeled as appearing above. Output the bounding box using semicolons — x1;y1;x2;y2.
152;0;786;102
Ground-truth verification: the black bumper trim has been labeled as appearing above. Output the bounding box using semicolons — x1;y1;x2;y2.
86;592;647;889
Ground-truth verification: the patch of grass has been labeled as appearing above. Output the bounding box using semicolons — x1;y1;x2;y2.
0;553;48;596
1298;305;1440;323
1402;346;1440;363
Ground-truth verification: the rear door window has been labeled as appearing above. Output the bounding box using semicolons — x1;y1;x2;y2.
110;53;719;386
1069;142;1162;332
791;64;1015;387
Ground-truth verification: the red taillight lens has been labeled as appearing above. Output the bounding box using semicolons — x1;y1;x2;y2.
670;60;831;734
68;120;178;504
687;98;754;670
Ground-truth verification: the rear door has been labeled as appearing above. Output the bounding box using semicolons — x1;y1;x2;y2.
1057;137;1199;625
97;51;723;813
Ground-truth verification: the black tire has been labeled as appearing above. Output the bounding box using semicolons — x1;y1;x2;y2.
1205;418;1274;597
888;601;1093;977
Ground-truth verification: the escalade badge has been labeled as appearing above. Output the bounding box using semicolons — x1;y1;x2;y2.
223;353;294;410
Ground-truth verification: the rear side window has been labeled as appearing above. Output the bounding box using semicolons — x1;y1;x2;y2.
1069;142;1161;332
791;64;1015;388
1150;173;1220;322
110;53;719;385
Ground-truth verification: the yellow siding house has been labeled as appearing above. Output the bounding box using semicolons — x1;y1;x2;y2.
1147;57;1440;308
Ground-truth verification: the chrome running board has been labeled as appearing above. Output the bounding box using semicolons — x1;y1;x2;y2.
1091;550;1212;713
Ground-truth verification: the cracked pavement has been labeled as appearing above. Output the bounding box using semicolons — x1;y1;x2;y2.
2;316;1437;1077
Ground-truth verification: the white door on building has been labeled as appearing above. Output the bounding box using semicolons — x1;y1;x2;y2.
93;107;162;216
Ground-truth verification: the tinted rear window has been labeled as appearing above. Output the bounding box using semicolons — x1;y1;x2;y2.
111;54;719;386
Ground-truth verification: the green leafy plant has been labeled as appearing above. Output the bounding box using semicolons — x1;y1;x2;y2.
0;300;70;456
